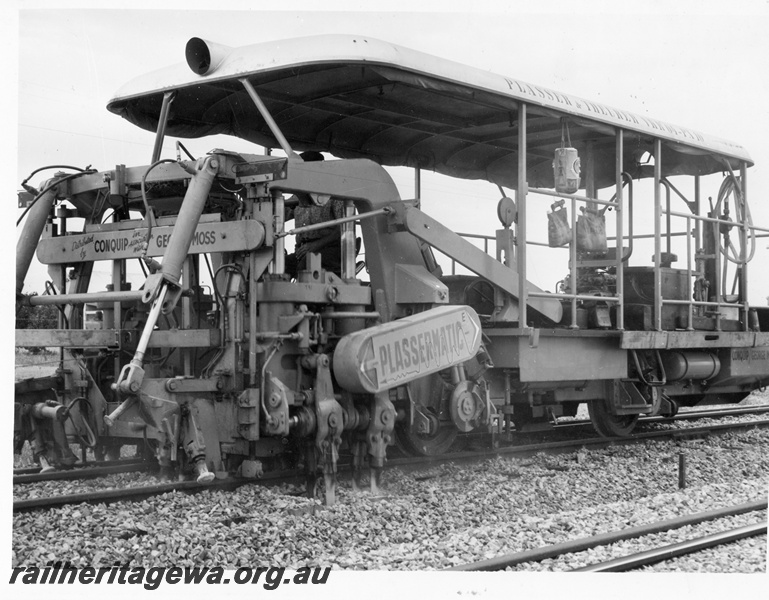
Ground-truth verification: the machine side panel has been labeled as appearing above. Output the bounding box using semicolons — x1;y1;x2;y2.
486;332;627;382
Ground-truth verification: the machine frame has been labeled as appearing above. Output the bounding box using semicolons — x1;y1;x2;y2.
15;35;769;501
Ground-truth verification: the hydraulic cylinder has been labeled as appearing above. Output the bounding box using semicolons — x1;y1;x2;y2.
16;183;58;296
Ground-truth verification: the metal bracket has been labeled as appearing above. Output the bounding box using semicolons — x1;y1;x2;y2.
313;354;344;504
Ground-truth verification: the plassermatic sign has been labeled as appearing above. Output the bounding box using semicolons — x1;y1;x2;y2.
333;305;482;394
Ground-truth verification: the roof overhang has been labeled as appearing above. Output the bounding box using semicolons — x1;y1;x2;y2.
107;35;752;190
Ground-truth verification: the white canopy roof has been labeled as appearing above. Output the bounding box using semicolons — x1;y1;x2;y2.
108;35;752;190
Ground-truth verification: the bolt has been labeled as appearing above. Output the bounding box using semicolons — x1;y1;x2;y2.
167;380;178;391
461;397;473;416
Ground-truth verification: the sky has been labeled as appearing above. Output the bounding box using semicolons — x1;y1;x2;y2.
5;1;769;596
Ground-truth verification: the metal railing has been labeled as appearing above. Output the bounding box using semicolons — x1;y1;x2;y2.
527;188;624;328
660;207;769;331
445;183;627;330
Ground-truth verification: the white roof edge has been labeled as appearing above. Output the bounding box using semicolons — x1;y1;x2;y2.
108;34;752;164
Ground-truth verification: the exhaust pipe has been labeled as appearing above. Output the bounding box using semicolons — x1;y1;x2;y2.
185;37;232;75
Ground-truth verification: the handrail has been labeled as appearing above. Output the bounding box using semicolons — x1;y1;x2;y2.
527;186;618;208
27;290;145;306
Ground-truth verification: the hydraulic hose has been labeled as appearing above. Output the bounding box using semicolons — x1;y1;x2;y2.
17;171;95;227
140;159;178;258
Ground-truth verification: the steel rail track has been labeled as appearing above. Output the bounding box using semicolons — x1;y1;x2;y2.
13;418;769;513
12;468;304;513
447;499;767;571
554;404;769;430
653;404;769;420
13;460;153;484
432;418;769;469
571;521;767;572
14;405;769;487
13;458;148;476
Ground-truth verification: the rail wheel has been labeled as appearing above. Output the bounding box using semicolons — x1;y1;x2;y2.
395;374;458;456
588;400;639;437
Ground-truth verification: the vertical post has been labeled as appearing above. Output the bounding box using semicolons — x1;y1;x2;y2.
615;129;624;330
665;184;672;256
516;103;528;328
585;141;596;209
569;195;578;329
113;213;125;378
414;167;421;210
678;452;686;489
714;189;723;327
653;139;662;331
341;200;356;280
248;250;259;387
272;190;285;275
693;175;702;321
740;161;749;330
504;371;513;438
181;257;193;376
686;216;693;330
694;176;701;252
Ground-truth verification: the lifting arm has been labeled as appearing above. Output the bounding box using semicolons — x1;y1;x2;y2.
390;203;563;323
113;155;219;397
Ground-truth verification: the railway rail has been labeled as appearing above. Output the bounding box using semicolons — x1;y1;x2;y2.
557;403;769;429
13;457;146;476
13;460;153;485
447;499;767;571
14;403;769;485
572;521;767;572
14;414;769;513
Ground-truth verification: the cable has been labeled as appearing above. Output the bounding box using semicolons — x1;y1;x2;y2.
17;171;95;226
175;141;196;161
213;263;246;298
203;254;222;328
64;397;97;448
20;165;91;187
140;159;178;256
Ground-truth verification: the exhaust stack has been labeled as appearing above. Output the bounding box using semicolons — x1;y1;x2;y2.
185;37;233;75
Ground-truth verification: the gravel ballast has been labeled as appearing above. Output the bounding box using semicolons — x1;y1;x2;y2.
12;423;768;572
